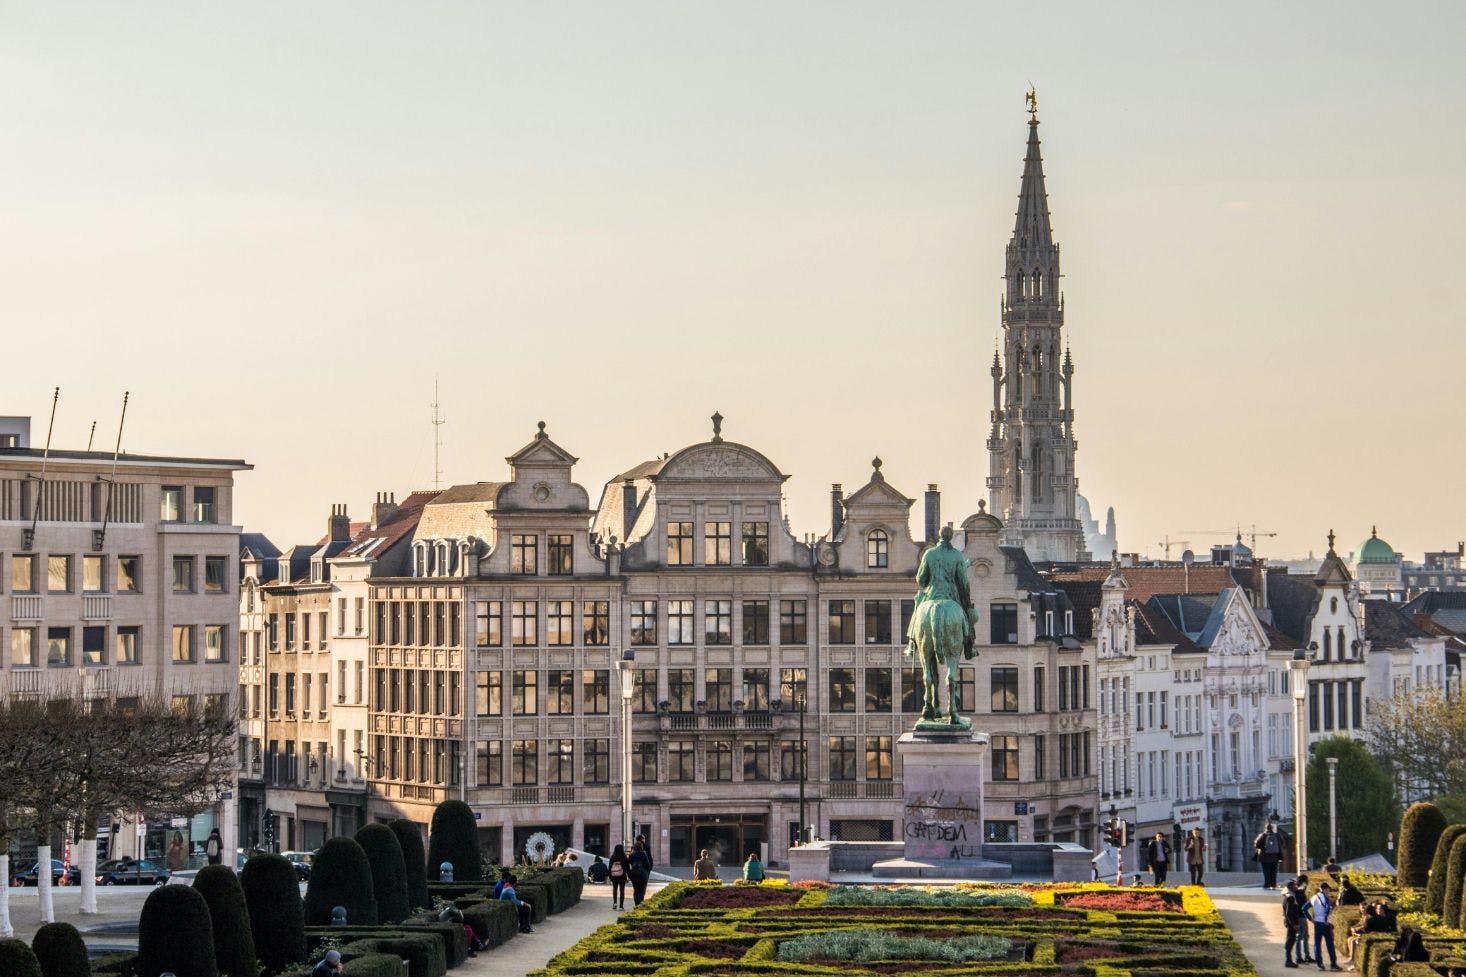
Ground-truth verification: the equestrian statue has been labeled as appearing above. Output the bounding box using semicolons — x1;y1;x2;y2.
904;524;979;730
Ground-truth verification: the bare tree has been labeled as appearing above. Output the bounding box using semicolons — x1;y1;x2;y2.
1368;688;1466;816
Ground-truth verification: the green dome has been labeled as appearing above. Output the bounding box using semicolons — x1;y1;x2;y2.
1357;528;1396;565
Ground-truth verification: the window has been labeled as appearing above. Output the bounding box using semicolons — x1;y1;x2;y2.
546;670;574;714
512;740;538;785
708;741;733;781
865;736;893;780
512;670;539;715
666;522;694;565
866;529;889;568
547;534;573;575
83;555;105;593
634;668;658;713
76;625;103;665
742;668;769;711
900;666;924;712
583;739;610;784
780;740;807;780
633;742;658;783
115;626;139;665
742;599;769;644
667;600;694;645
1033;734;1046;780
631;601;657;645
704;599;732;644
192;486;217;523
113;555;138;593
48;555;71;593
47;627;71;666
205;625;227;662
865;668;892;712
285;673;297;715
828;667;856;712
705;521;732;565
990;603;1018;644
705;668;732;711
286;613;298;649
743;742;770;781
476;601;503;646
958;667;976;713
548;739;574;784
12;554;36;593
172;556;194;594
828;600;856;644
161;485;183;522
1033;666;1046;712
583;669;610;714
269;674;280;716
510;535;538;575
828;736;857;780
864;600;892;644
171;625;195;663
780;600;807;644
993;735;1020;780
668;668;695;711
582;600;610;646
302;611;313;650
780;668;807;710
991;666;1019;712
546;600;574;646
477;741;503;786
476;671;503;716
742;521;769;566
511;600;538;646
668;741;695;781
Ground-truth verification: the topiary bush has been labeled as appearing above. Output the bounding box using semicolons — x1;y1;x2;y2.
31;922;89;977
0;939;43;977
355;822;411;924
1399;802;1448;888
194;864;258;977
137;884;218;977
303;836;378;927
241;853;307;976
426;800;482;884
389;819;430;910
1443;833;1466;928
1427;824;1466;916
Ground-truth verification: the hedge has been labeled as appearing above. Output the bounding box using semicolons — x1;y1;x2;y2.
31;922;89;977
307;920;467;970
390;818;432;910
356;822;412;924
138;884;218;977
427;800;482;884
304;836;379;927
0;939;43;977
193;864;258;977
454;898;519;948
337;934;446;977
241;853;308;976
1447;834;1466;929
329;952;408;977
1428;824;1466;916
1399;802;1448;888
90;955;134;976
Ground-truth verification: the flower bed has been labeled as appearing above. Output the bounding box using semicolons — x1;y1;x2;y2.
1057;890;1184;913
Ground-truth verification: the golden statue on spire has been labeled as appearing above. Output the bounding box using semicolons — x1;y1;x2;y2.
1026;87;1038;122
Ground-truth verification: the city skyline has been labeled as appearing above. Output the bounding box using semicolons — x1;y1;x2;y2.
3;2;1463;559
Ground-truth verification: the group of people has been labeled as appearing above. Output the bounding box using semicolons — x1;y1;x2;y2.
1130;821;1292;890
1281;874;1422;971
596;836;654;910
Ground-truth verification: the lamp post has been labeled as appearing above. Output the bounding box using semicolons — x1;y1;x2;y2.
1289;648;1311;870
798;684;808;846
616;653;636;846
1327;756;1339;862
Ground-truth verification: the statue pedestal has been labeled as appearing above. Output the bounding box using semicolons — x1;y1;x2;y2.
873;730;1011;879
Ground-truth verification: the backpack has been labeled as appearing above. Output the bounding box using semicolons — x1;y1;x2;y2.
1261;832;1281;857
610;860;625;879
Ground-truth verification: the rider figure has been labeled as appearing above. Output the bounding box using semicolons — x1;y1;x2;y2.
906;525;979;724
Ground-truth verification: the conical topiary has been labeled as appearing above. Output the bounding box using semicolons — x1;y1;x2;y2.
0;939;43;977
390;818;430;910
356;822;411;924
194;864;258;977
137;884;218;977
427;799;482;883
240;853;306;976
1443;833;1466;929
1427;824;1466;917
303;836;378;927
1399;802;1448;888
31;922;89;977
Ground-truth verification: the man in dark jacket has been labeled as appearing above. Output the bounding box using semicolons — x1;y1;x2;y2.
1284;880;1304;967
1143;832;1171;886
1255;822;1284;889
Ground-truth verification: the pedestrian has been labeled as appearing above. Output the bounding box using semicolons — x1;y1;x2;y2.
1309;880;1342;970
1294;877;1315;964
1344;901;1395;964
492;866;511;900
628;838;652;907
166;832;186;872
743;851;764;882
205;828;223;866
692;849;719;882
1254;822;1284;889
1284;879;1304;968
1184;828;1207;886
607;843;631;910
499;872;534;933
1338;877;1364;906
1143;832;1171;887
587;855;609;884
310;949;343;976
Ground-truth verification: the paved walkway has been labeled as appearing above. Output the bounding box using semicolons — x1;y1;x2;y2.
463;882;662;977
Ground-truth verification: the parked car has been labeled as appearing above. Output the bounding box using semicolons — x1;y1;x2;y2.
95;858;169;886
281;851;313;881
15;859;81;887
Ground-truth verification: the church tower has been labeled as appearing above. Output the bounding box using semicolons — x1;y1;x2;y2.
986;93;1085;562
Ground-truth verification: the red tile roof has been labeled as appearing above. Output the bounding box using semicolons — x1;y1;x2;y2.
1049;565;1250;603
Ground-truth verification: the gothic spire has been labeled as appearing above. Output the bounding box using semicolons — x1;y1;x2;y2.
1012;97;1054;252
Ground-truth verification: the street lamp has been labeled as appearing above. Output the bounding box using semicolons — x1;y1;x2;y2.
1327;756;1339;862
616;652;637;847
798;683;808;846
1289;648;1311;871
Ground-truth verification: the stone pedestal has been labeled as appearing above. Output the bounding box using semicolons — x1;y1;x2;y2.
873;730;1011;879
787;841;832;884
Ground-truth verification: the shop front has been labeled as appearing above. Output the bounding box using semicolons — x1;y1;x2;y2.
668;812;766;866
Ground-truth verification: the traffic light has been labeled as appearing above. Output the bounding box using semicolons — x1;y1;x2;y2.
1115;819;1129;849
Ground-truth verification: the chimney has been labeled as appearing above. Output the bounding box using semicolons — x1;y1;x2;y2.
923;484;941;544
622;480;638;538
371;492;399;530
328;503;351;542
830;484;844;537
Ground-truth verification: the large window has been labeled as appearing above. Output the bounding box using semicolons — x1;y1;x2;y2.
780;668;807;709
743;742;770;781
666;522;694;565
900;666;924;713
742;522;769;566
548;739;574;784
865;735;893;780
633;742;658;783
171;625;194;663
510;535;538;575
668;668;695;712
115;555;137;593
547;600;574;646
512;670;539;715
547;534;573;575
992;735;1020;781
512;740;538;785
630;601;657;645
546;670;574;714
83;555;105;593
475;601;503;646
171;556;194;594
990;603;1019;644
583;600;610;646
741;600;769;644
742;668;769;711
511;600;538;646
705;668;732;712
582;670;609;714
708;741;733;781
866;530;889;568
82;626;106;666
780;740;806;780
705;521;732;565
780;600;807;645
828;668;856;712
204;625;227;663
828;736;857;780
991;666;1019;712
583;739;609;784
48;555;71;593
1033;666;1046;712
12;555;36;593
667;600;694;645
192;486;217;523
160;485;183;522
115;626;139;665
668;741;695;781
864;600;892;644
865;667;892;712
477;741;503;786
476;671;503;716
828;600;856;644
704;599;732;645
633;668;658;713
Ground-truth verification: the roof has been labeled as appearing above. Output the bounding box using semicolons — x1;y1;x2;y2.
1357;528;1397;565
0;446;251;470
1267;573;1322;646
1133;601;1200;652
1364;599;1428;650
1054;579;1103;639
613;458;668;482
999;545;1050;595
429;482;505;505
1013;115;1053;249
1047;564;1249;603
340;490;436;559
1402;591;1466;634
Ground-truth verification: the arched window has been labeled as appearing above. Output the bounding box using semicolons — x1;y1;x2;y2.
1339;625;1348;658
1330;597;1338;614
1322;629;1332;659
867;529;889;569
1032;270;1043;297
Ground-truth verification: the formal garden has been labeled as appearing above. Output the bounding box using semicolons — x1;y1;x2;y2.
0;800;583;977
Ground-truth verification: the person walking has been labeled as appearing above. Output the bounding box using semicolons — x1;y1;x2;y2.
1143;832;1171;887
1255;822;1284;889
1184;828;1207;886
607;844;631;910
1309;881;1342;970
628;838;652;907
205;828;223;866
166;832;186;872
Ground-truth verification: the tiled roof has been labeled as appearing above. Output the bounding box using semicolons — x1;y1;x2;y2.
1266;573;1322;646
1054;579;1103;639
999;545;1052;595
1133;601;1200;652
1364;599;1428;650
1048;564;1249;603
340;490;436;559
428;482;505;505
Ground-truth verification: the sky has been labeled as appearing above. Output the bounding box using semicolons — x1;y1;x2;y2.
2;2;1464;562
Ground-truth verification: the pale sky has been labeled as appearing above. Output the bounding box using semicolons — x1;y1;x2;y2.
3;2;1464;562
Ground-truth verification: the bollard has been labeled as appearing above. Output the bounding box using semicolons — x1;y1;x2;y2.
439;861;454;883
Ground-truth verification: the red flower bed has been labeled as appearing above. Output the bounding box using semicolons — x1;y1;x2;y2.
679;886;804;909
1060;892;1182;913
682;939;747;959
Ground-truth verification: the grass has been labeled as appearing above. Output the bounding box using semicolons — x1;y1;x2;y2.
775;928;1014;963
823;886;1032;908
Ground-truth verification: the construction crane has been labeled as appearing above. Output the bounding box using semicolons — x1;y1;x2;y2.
1156;536;1191;560
1179;525;1279;550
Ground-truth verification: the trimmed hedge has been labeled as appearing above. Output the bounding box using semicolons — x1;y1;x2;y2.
356;822;412;924
193;864;258;977
0;939;43;977
1446;833;1466;928
1428;824;1466;916
89;955;134;976
241;852;307;976
337;934;446;977
427;800;482;884
304;836;379;927
1399;802;1448;888
138;884;218;977
454;898;518;948
331;952;408;977
390;818;431;910
516;866;584;918
307;921;467;970
31;922;89;977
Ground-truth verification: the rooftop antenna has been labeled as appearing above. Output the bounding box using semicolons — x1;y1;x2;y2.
430;376;445;491
23;387;59;550
93;391;129;551
86;421;97;452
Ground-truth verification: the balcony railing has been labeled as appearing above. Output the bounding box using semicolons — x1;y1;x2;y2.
12;596;41;621
81;595;112;620
827;781;898;800
658;711;777;732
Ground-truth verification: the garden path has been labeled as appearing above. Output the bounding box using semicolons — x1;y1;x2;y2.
1213;890;1302;977
462;881;665;977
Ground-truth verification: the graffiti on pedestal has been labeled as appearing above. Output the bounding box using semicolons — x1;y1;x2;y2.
904;788;982;860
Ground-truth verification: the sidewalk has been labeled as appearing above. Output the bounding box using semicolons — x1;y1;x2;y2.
463;882;661;977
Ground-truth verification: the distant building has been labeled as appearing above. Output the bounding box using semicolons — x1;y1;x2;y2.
1352;528;1403;597
1076;495;1117;563
1401;542;1466;596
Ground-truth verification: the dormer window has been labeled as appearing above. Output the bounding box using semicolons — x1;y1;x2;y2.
1063;609;1074;635
1330;597;1339;615
310;560;323;584
1044;610;1055;637
866;530;889;569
